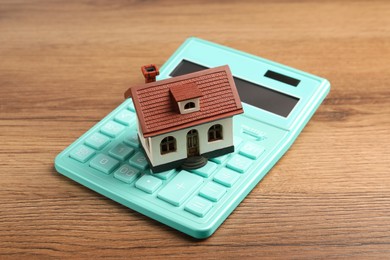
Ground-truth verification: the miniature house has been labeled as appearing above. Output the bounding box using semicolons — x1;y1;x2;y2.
124;65;243;173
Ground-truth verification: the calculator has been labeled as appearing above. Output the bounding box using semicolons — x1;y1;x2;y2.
55;37;330;239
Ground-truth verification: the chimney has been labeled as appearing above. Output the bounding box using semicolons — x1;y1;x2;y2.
141;64;159;83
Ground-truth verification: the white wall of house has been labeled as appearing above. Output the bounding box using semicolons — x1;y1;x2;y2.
138;117;233;167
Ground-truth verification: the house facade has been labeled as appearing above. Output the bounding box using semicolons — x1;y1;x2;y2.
124;65;243;173
138;117;233;172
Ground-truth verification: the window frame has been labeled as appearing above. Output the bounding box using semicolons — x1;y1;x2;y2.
160;136;177;155
208;124;223;142
184;102;196;110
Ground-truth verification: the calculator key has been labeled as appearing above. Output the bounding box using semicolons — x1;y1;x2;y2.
135;175;162;194
90;154;119;174
114;164;140;183
234;136;243;149
114;109;135;126
123;131;140;148
158;170;203;207
242;126;266;141
100;121;125;138
226;154;252;173
185;196;213;217
69;145;95;163
153;169;175;180
85;132;110;150
129;152;149;170
210;154;229;164
109;143;134;161
239;142;265;160
128;102;135;112
199;182;226;202
191;161;217;177
213;168;240;187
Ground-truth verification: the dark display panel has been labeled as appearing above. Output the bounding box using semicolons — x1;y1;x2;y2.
170;60;299;117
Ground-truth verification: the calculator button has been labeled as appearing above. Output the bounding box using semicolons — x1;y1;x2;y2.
135;175;162;194
226;154;252;173
114;164;140;183
234;136;243;149
185;196;213;217
109;143;134;161
129;152;149;170
69;145;95;163
123;131;140;148
85;132;110;150
114;110;135;126
242;126;266;141
191;161;217;177
213;168;240;187
153;169;175;180
158;170;203;207
239;142;265;159
128;102;135;112
90;154;120;174
199;182;226;202
210;154;229;164
100;121;125;138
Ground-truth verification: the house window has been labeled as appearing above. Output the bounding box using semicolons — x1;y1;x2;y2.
160;136;176;154
184;102;195;110
208;124;223;142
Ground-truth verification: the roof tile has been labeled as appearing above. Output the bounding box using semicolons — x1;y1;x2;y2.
128;65;243;137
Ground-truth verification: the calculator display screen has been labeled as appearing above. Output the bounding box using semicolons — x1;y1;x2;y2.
170;60;299;117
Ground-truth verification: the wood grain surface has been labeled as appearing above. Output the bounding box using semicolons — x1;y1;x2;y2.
1;0;389;258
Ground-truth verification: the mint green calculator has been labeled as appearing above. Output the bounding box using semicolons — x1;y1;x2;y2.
55;37;330;239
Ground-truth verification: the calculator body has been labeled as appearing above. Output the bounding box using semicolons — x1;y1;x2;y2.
55;37;330;239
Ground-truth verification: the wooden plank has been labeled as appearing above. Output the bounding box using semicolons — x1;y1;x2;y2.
1;0;389;258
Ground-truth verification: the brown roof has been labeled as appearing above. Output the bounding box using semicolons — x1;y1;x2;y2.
127;65;243;138
169;82;203;102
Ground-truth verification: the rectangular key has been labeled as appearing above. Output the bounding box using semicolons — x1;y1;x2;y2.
226;154;253;173
100;121;125;138
135;175;162;194
199;182;226;202
239;142;265;159
114;109;135;126
153;169;175;180
128;102;135;112
185;196;213;217
191;161;217;177
241;126;266;141
114;164;140;184
69;145;95;163
90;154;119;174
158;170;203;206
123;131;140;148
210;154;229;164
85;132;110;150
129;152;149;170
109;143;134;161
213;167;240;187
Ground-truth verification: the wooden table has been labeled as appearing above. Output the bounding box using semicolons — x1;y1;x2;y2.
1;0;389;258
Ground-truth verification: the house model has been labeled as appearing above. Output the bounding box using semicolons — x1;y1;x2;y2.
124;65;243;173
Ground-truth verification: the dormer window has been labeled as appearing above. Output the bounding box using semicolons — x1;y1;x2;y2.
169;82;203;114
184;102;196;110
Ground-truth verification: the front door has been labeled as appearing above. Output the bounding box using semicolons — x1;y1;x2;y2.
187;129;199;157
